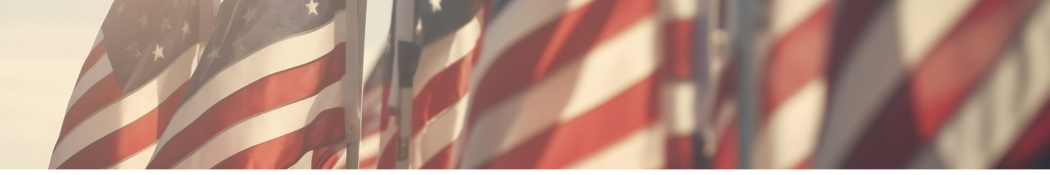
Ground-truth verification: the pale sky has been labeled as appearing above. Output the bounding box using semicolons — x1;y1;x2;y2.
0;0;392;169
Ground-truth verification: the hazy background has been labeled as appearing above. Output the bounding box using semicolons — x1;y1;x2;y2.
0;0;392;169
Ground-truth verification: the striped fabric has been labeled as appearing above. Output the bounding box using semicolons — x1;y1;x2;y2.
50;0;215;169
754;0;831;169
409;0;487;169
146;0;348;169
657;0;700;169
455;0;670;169
811;0;1047;169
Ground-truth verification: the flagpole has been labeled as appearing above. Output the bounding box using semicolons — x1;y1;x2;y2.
392;0;418;169
345;0;368;169
728;0;769;169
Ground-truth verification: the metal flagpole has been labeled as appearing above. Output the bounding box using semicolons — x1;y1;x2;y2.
692;0;712;169
392;0;419;169
728;0;770;169
344;0;368;169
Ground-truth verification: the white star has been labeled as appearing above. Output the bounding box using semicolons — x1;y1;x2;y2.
116;3;126;15
429;0;442;12
181;21;191;40
152;44;165;61
125;42;139;56
138;15;148;29
206;46;221;58
243;8;257;22
415;20;423;34
305;0;319;16
160;18;172;31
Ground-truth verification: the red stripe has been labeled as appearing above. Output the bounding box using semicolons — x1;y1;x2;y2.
762;3;831;120
311;143;345;169
480;77;659;169
57;82;188;169
58;74;123;142
664;136;695;169
375;82;396;169
412;54;473;136
360;156;378;169
712;121;738;169
997;99;1050;168
75;41;108;84
376;126;398;169
842;0;1036;168
147;43;346;168
467;0;656;132
212;108;346;169
662;20;694;80
660;18;696;169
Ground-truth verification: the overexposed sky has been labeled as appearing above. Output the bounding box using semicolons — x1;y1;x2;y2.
0;0;391;169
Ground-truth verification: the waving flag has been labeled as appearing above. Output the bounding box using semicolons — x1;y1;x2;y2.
50;0;216;169
147;0;348;169
456;0;670;169
408;0;487;169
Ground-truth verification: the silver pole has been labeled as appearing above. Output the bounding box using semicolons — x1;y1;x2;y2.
344;0;368;170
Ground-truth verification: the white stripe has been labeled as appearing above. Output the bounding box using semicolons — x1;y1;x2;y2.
897;0;977;67
755;79;826;169
50;46;197;168
470;0;593;94
460;17;659;169
359;132;381;165
172;81;344;169
108;144;156;169
410;94;470;168
811;5;905;168
566;122;667;169
67;53;113;111
332;148;348;169
660;80;697;137
661;0;698;21
933;4;1050;168
770;0;827;38
412;15;481;97
157;11;347;154
92;31;104;48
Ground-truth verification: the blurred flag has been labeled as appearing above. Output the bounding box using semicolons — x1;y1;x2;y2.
810;0;1045;169
146;0;349;169
657;0;701;169
455;0;670;169
406;0;487;169
753;0;832;169
50;0;216;169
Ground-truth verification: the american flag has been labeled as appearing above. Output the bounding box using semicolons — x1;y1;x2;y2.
454;0;683;168
698;0;1050;169
146;0;348;169
50;0;216;169
811;0;1047;168
408;0;486;169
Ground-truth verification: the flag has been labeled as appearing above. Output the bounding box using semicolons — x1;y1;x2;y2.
656;0;701;169
456;0;669;168
810;0;1045;169
50;0;215;169
753;0;832;169
147;0;348;169
408;0;487;169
